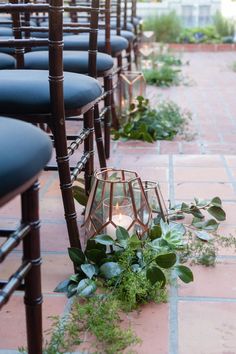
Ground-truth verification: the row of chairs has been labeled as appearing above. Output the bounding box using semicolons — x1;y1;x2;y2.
0;0;142;353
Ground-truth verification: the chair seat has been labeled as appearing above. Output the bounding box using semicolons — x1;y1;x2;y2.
0;27;12;36
110;21;134;32
0;117;52;201
0;70;102;114
133;17;143;26
64;34;128;56
99;29;135;43
0;53;15;69
24;50;114;74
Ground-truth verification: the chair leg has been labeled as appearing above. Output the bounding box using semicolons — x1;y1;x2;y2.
94;104;106;168
22;181;43;354
84;108;94;194
50;121;82;250
104;74;112;159
127;43;132;71
111;90;120;130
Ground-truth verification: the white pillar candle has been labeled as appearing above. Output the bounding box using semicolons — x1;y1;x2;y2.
106;214;133;240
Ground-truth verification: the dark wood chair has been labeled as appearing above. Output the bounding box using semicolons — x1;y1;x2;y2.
0;0;102;252
0;117;53;354
19;0;113;165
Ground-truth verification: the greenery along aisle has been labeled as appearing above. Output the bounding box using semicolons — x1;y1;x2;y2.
112;96;192;142
37;193;234;354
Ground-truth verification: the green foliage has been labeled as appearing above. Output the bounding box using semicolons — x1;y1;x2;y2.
112;97;191;142
157;53;183;66
178;26;221;44
213;11;235;38
73;296;140;353
52;193;228;352
231;61;236;72
143;11;182;43
144;65;181;87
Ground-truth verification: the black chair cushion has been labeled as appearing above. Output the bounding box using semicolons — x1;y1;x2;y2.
0;70;102;114
0;53;15;69
0;117;52;201
64;34;128;56
24;50;114;74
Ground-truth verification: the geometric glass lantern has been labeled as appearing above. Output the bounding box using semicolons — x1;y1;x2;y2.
84;168;152;240
134;181;168;221
120;72;146;116
142;31;155;43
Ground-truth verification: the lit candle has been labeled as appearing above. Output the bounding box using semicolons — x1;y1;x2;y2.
106;213;134;240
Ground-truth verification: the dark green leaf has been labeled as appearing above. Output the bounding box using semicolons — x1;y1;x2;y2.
149;225;162;240
72;185;88;206
146;266;166;287
99;262;122;279
175;265;193;283
85;239;106;252
54;279;70;293
208;206;226;221
85;249;107;265
81;264;96;279
76;279;97;297
156;253;177;268
68;247;85;265
190;206;204;219
94;234;115;246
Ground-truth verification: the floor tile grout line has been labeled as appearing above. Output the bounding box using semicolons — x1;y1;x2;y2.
168;155;179;354
221;155;236;194
178;295;236;303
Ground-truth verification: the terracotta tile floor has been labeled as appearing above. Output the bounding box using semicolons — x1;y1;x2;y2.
1;52;236;353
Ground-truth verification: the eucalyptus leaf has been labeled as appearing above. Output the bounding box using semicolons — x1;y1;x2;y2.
76;279;97;297
175;265;193;283
67;283;77;298
94;234;115;246
192;218;219;231
211;197;222;207
116;226;129;248
54;279;70;293
68;247;85;265
195;230;214;241
81;264;96;279
100;262;122;279
156;253;177;268
181;202;190;213
208;206;226;221
146;266;166;287
131;264;141;273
